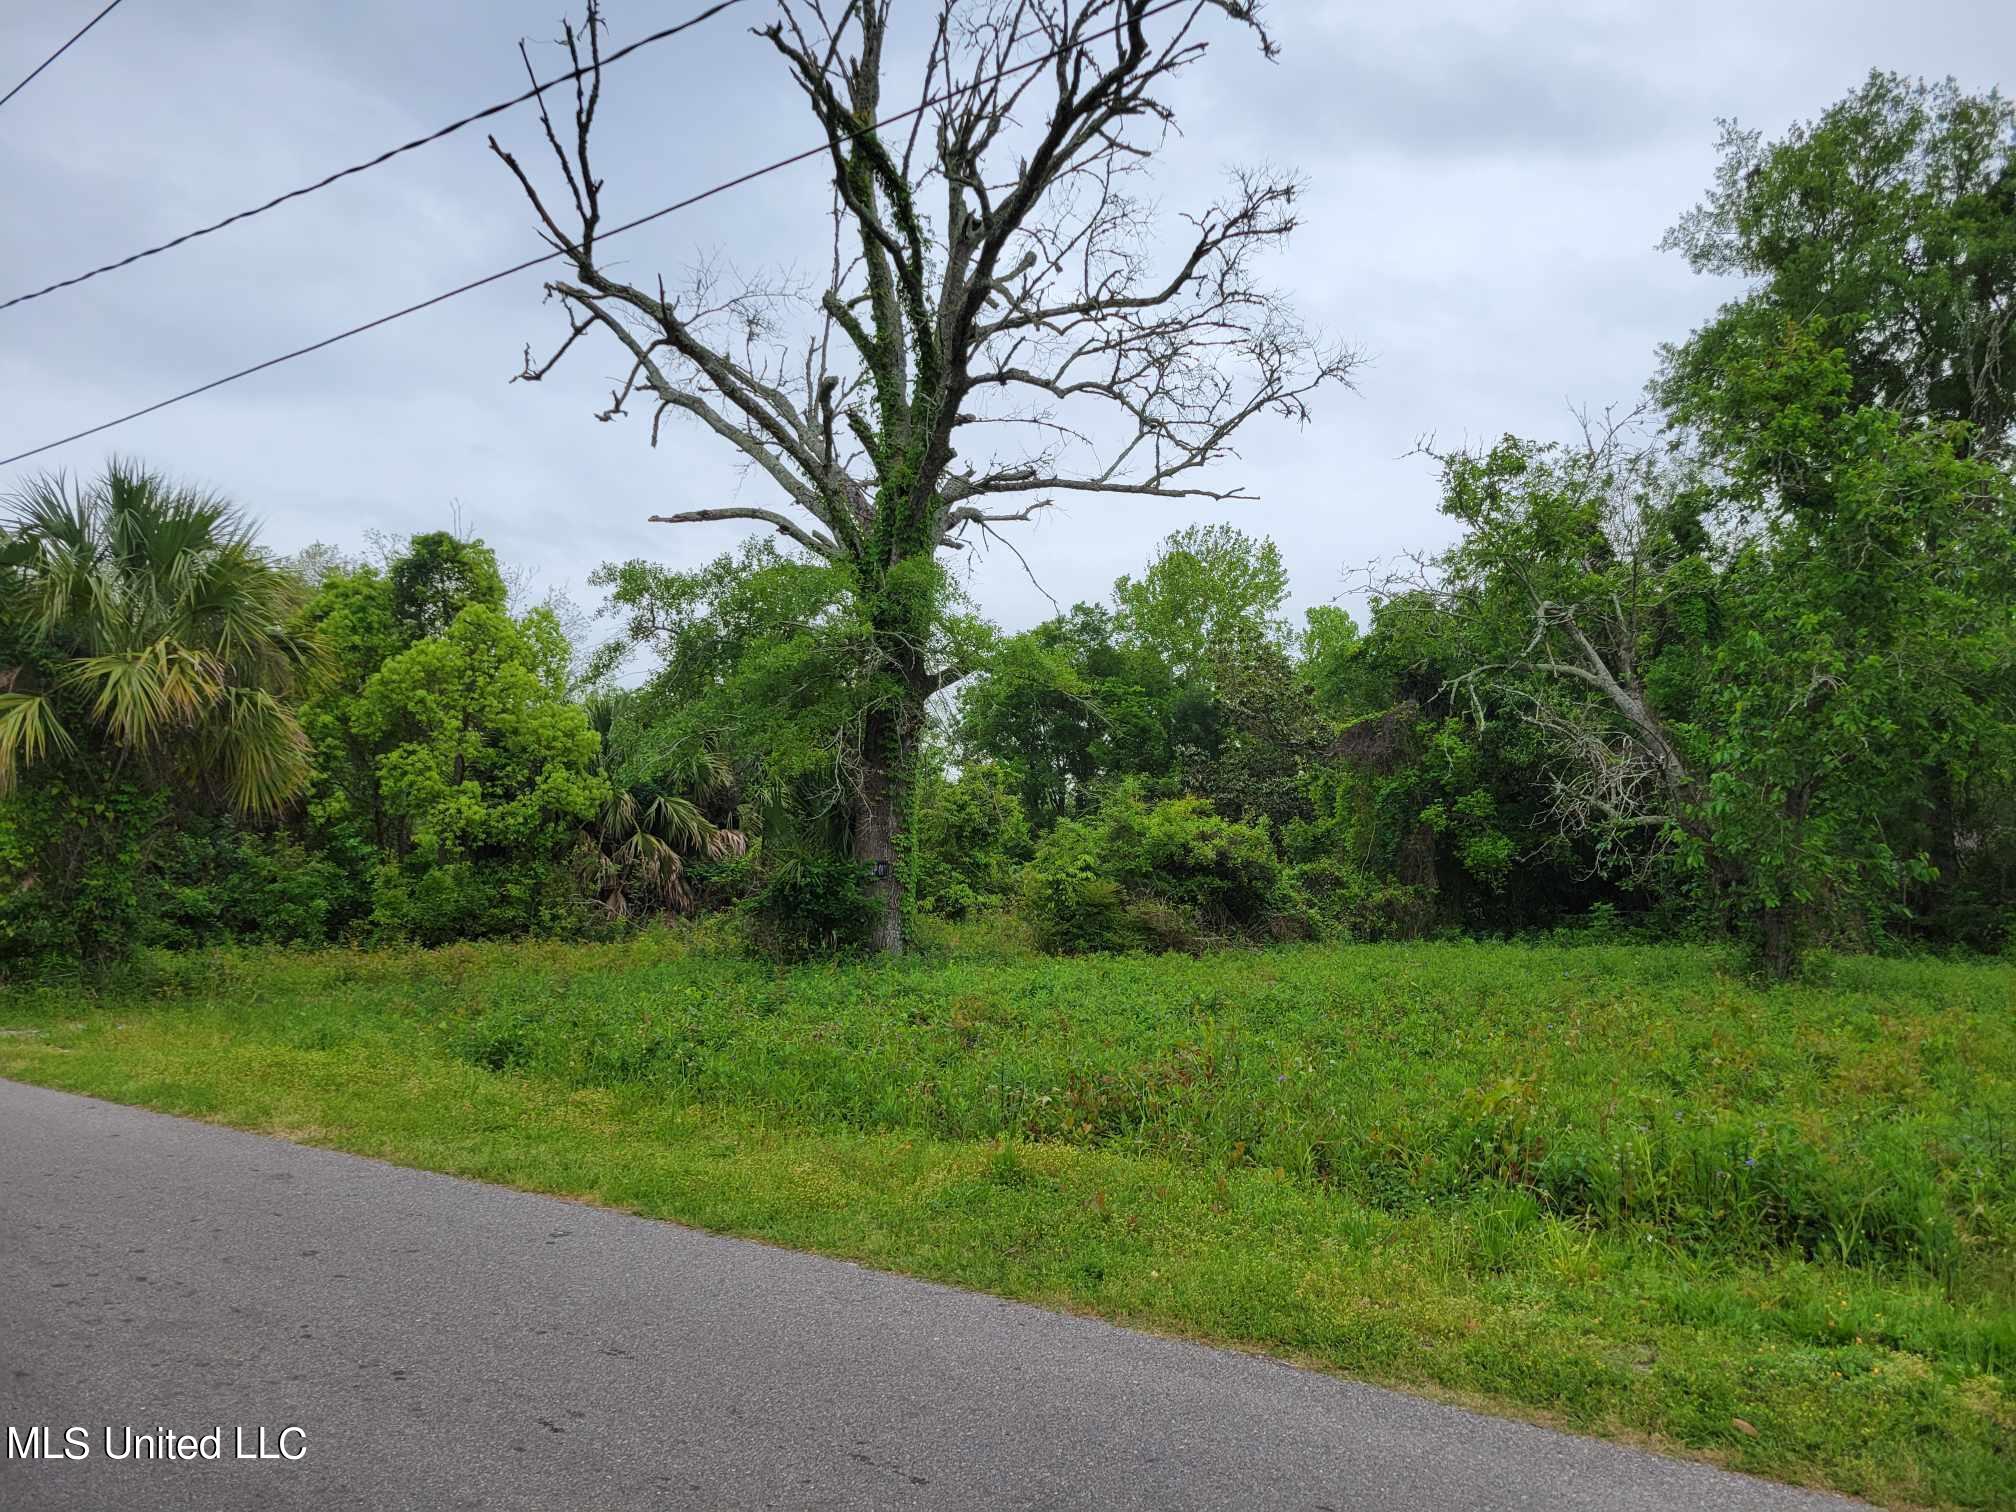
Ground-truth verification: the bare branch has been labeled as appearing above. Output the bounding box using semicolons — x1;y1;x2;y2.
647;506;838;560
492;0;1351;563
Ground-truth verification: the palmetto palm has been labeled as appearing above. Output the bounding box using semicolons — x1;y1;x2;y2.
0;462;318;813
579;692;746;919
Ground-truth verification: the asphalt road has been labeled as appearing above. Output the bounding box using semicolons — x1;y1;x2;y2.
0;1079;1857;1511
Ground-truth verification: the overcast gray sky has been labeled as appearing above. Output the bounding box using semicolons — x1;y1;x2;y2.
3;0;2011;645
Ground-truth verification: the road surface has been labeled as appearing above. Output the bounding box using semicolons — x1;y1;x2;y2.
0;1079;1856;1510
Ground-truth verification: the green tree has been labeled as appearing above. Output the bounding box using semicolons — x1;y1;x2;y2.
955;603;1174;829
1412;359;2015;970
1175;635;1330;837
913;758;1033;919
1114;525;1293;678
592;540;914;858
388;530;508;639
1300;604;1373;721
1293;591;1618;932
293;561;407;897
287;529;611;944
355;602;606;941
1688;325;2016;963
1660;72;2016;453
1660;73;2016;958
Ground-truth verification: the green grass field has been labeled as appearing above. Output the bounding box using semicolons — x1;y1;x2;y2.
3;929;2012;1507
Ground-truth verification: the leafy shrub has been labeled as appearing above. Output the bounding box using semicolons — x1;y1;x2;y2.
746;853;878;960
685;849;763;915
0;778;162;978
366;858;586;946
915;763;1033;919
1019;840;1139;952
920;874;991;923
1284;859;1435;941
1017;789;1280;953
1122;794;1280;926
145;827;355;949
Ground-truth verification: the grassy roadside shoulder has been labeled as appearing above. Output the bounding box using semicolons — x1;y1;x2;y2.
2;934;2012;1508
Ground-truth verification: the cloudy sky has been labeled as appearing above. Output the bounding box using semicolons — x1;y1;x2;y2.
3;0;2011;649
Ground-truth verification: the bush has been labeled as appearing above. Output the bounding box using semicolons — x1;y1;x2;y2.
1284;860;1435;941
915;763;1033;920
1017;789;1280;953
1019;834;1138;952
1123;794;1280;927
366;857;585;946
746;853;878;960
0;778;163;978
145;827;353;950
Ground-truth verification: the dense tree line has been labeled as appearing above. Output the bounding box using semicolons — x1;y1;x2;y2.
2;71;2011;977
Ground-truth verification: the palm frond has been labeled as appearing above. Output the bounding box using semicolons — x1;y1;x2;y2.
706;827;750;861
0;692;76;792
204;687;312;815
61;642;220;747
641;793;716;851
3;474;106;640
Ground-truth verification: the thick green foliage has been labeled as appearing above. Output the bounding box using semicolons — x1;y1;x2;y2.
286;537;613;945
1661;71;2016;450
8;76;2016;971
0;776;162;972
913;761;1032;919
387;531;508;639
1112;523;1292;678
1278;859;1436;942
1019;788;1282;952
956;602;1175;829
747;853;880;960
1413;308;2016;969
353;603;605;941
593;541;877;842
576;691;744;923
146;821;354;949
1692;328;2016;956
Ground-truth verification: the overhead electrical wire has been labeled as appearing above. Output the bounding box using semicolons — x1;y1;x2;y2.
0;0;1193;470
0;0;132;112
0;0;746;313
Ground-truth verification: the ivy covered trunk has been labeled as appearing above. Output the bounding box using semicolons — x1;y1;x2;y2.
850;593;934;954
852;704;908;955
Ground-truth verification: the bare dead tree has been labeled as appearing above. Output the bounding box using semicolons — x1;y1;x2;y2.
491;0;1357;952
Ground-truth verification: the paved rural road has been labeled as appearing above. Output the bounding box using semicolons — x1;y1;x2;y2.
0;1081;1857;1511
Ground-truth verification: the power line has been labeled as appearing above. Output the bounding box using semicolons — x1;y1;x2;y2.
0;0;1192;471
0;0;747;313
0;0;131;111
